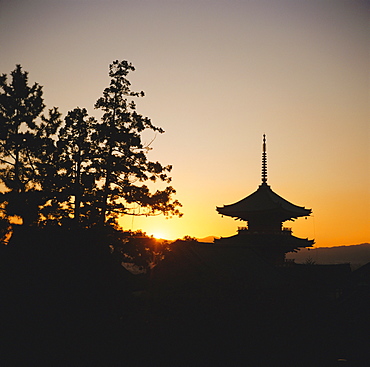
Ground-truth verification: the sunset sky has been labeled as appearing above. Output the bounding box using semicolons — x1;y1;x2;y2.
1;0;369;247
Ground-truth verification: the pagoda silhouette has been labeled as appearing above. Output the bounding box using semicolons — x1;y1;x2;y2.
216;135;314;265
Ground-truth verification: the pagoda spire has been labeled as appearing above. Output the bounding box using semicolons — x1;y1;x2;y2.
262;134;267;184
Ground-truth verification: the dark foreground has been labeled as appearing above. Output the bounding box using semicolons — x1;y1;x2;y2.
1;231;369;366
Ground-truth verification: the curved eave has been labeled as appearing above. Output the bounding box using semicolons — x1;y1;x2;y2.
216;183;312;220
216;207;312;222
215;233;315;249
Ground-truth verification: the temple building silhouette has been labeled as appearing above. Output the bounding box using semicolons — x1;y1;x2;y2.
215;135;314;265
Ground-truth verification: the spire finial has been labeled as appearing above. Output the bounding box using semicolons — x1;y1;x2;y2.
262;134;267;184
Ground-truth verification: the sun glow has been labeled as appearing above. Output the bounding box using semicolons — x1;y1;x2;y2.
150;231;167;240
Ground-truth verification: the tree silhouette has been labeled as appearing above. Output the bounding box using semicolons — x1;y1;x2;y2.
47;108;99;227
1;62;182;367
0;62;181;229
94;60;182;225
0;65;61;226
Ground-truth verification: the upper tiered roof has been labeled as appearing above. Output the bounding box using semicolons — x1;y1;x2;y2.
216;135;312;222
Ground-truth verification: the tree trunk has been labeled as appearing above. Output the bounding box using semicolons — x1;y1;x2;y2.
74;149;81;226
100;146;113;226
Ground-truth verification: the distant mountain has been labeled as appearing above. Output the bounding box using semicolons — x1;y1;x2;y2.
196;239;370;268
286;243;370;268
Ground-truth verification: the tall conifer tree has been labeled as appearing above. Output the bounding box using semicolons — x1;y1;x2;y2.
56;108;98;226
94;60;181;225
0;65;61;225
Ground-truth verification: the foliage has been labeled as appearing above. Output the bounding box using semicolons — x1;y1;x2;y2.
0;65;61;226
93;60;182;224
109;229;171;272
42;107;100;227
0;62;181;229
183;235;198;242
0;216;11;244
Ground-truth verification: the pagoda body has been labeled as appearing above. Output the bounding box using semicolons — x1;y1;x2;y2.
215;135;314;265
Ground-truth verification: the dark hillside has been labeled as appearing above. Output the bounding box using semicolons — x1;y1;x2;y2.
2;234;369;366
1;226;133;366
286;243;370;268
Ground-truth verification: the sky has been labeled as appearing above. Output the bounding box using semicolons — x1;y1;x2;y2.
0;0;369;247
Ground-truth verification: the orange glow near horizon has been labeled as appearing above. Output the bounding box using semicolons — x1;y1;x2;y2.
149;231;168;240
1;1;369;248
119;176;370;247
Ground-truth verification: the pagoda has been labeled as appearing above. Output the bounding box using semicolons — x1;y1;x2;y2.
215;135;314;265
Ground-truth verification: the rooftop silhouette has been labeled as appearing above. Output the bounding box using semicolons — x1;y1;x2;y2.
216;135;314;264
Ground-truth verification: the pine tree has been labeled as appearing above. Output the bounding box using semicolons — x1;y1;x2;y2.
0;65;61;226
94;60;181;225
0;62;181;229
54;107;98;227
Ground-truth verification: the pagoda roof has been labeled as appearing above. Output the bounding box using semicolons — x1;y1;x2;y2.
217;135;312;222
216;182;312;221
215;231;314;250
